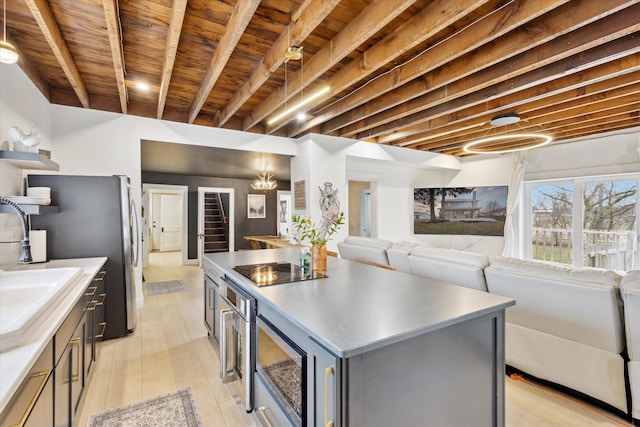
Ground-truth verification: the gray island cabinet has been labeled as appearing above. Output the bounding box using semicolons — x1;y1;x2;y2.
204;248;514;427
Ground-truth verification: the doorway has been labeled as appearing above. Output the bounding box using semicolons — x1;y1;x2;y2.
141;184;189;267
348;181;372;237
198;187;235;267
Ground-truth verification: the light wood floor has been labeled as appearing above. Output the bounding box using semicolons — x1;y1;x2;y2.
77;251;633;426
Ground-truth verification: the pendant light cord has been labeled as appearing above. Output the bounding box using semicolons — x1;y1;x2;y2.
3;0;7;43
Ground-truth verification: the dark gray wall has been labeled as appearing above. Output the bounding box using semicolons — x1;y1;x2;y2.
142;172;290;258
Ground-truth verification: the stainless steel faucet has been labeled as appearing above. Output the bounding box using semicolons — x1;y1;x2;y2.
0;196;33;264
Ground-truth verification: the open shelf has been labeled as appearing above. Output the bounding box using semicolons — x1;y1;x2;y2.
0;150;60;171
0;204;59;215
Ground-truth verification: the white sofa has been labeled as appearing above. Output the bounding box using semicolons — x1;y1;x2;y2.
621;271;640;421
336;236;393;266
408;246;490;291
485;257;626;413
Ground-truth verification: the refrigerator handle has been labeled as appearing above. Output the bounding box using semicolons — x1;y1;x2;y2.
131;200;140;267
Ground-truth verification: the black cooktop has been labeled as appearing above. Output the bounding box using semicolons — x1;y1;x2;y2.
232;261;328;287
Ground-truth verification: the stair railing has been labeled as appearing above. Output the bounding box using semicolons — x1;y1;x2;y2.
216;192;228;224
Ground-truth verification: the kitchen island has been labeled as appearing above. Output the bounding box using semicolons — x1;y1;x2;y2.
204;248;514;427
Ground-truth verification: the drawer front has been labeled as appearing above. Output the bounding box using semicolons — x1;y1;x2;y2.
54;294;85;365
255;373;294;427
0;340;53;427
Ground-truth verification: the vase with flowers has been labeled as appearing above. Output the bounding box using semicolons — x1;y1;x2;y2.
292;210;344;271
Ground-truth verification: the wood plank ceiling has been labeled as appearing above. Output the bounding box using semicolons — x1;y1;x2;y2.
4;0;640;156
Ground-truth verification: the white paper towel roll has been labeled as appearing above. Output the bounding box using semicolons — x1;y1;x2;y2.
30;229;47;263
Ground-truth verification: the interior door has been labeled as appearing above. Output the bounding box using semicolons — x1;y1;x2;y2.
360;189;371;237
159;194;182;251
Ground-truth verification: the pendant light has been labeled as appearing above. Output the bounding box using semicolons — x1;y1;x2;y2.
463;113;552;154
0;0;18;64
251;172;278;191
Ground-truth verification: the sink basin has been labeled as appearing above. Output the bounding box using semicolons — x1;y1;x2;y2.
0;267;82;352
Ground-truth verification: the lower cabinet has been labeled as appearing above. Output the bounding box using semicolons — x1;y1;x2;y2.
0;340;54;427
0;262;106;427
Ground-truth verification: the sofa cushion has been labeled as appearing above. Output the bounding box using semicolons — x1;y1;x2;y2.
485;257;623;353
489;256;621;287
337;236;393;266
408;247;490;291
386;241;418;274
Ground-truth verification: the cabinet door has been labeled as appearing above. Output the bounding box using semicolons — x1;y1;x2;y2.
204;274;219;344
310;340;340;427
54;315;86;427
54;344;71;427
70;316;86;422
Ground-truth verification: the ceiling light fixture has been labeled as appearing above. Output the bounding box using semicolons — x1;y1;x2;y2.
0;0;18;64
463;113;553;154
268;85;329;125
251;171;278;191
267;43;330;126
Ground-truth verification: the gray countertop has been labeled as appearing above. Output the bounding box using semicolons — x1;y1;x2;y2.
205;248;514;358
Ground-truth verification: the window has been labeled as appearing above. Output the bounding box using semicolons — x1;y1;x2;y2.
525;175;638;272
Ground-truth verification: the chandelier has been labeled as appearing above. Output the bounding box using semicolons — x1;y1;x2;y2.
251;172;278;191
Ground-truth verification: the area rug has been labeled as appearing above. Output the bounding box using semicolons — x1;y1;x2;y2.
146;280;190;296
87;387;203;427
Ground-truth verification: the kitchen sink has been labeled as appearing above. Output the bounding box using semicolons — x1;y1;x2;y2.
0;267;82;352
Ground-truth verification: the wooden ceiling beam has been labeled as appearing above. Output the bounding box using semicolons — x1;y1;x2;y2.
216;0;341;127
276;0;492;137
157;0;188;120
8;34;50;101
187;0;262;124
441;113;640;156
370;26;640;146
289;0;570;138
394;58;640;148
412;93;640;151
345;0;639;141
25;0;90;108
244;0;418;132
102;0;128;114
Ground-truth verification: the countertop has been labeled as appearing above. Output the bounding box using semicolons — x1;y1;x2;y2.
0;257;107;413
204;248;515;358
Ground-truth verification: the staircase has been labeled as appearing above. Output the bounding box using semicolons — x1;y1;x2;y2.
203;193;229;253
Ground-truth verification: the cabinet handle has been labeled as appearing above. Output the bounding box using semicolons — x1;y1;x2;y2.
84;286;98;297
93;293;106;306
324;366;335;427
208;285;215;309
94;270;106;281
96;322;107;339
219;308;236;382
8;370;50;427
256;406;275;427
87;301;97;311
70;337;81;382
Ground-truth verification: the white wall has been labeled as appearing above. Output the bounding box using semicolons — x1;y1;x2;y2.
0;64;53;267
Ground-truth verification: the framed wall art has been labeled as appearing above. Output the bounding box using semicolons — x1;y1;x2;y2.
247;194;266;219
413;186;508;236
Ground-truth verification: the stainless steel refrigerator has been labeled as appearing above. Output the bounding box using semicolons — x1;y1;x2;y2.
29;174;139;339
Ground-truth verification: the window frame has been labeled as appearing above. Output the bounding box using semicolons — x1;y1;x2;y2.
523;173;639;272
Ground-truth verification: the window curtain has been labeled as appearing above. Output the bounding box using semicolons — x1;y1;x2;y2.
501;151;529;257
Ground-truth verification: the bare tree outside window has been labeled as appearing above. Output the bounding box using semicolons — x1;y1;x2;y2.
530;179;637;271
